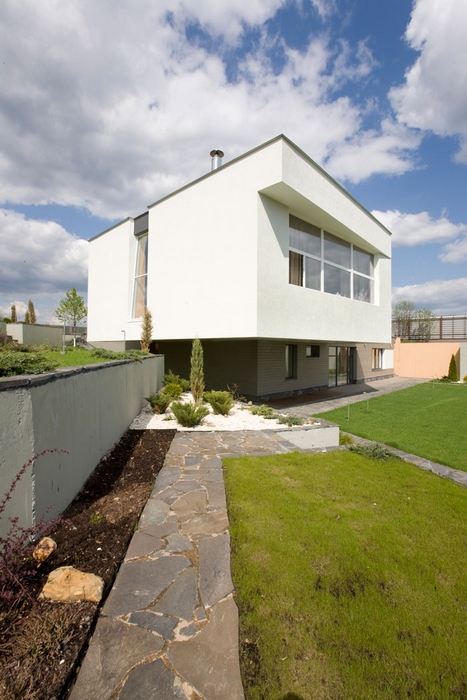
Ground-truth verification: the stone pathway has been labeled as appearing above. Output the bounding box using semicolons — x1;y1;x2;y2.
69;429;310;700
69;377;466;700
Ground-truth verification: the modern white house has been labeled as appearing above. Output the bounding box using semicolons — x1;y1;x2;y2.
87;135;393;399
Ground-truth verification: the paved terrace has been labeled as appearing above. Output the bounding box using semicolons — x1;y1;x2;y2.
69;377;467;700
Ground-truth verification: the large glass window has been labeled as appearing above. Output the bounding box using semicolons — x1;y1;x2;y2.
289;215;374;303
132;234;148;318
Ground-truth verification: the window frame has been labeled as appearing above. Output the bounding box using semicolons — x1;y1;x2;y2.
132;233;148;319
285;344;298;379
372;348;384;370
289;216;375;304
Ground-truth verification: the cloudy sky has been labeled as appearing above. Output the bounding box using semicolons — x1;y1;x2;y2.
1;0;466;323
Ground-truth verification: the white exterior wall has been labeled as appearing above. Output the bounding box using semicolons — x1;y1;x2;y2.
146;143;283;340
88;218;139;342
87;136;391;347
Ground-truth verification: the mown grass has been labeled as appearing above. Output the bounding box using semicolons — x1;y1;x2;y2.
316;382;467;472
224;450;467;700
43;348;105;367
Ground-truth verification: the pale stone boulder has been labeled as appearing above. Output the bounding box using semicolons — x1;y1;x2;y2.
39;566;104;603
33;537;57;563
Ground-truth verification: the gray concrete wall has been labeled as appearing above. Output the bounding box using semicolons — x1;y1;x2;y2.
7;323;64;347
0;355;164;539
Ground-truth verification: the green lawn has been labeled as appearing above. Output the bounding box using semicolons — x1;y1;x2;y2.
224;450;467;700
42;348;105;367
316;382;467;472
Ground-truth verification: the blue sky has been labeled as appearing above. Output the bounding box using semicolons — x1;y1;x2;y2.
1;0;466;323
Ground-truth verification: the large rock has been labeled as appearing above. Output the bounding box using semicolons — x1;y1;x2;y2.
39;566;104;603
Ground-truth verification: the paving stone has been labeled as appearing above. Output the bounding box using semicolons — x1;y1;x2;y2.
170;490;207;522
139;499;170;528
128;611;178;640
185;455;205;466
151;467;181;495
168;598;244;700
103;556;191;617
205;482;227;509
181;509;229;536
118;658;186;700
154;567;199;620
178;622;199;638
125;532;164;560
165;534;193;552
198;534;234;608
68;617;164;700
204;469;224;482
173;479;204;492
142;521;179;538
170;443;193;456
203;456;223;469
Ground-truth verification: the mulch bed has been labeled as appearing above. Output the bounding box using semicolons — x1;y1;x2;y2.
0;428;175;700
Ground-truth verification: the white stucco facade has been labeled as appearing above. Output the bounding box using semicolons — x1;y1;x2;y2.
87;135;392;397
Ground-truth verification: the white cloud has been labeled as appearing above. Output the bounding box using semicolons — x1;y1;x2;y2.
0;0;420;220
0;209;88;299
390;0;467;162
392;278;467;316
372;209;467;247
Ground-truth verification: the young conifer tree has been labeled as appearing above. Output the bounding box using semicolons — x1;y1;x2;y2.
190;337;205;404
11;304;17;323
27;299;37;324
140;306;153;352
448;354;459;382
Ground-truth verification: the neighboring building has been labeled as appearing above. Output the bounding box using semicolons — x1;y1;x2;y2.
88;135;393;399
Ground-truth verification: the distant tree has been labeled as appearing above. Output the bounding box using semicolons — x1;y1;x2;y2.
2;317;12;323
190;337;205;404
448;354;459;382
140;307;153;352
10;304;17;323
413;308;436;342
26;299;37;324
55;288;87;346
393;300;415;340
24;310;30;324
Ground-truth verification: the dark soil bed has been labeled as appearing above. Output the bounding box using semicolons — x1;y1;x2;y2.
0;428;175;700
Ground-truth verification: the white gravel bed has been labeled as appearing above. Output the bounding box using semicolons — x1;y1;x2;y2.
130;393;319;431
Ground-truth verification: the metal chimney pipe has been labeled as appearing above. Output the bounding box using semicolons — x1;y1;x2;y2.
210;149;224;171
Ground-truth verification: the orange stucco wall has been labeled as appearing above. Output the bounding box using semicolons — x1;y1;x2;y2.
394;337;460;379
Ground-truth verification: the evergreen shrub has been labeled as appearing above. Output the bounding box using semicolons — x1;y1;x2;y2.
203;390;234;415
277;414;304;426
161;382;183;399
171;401;209;427
146;393;172;414
164;370;190;392
249;404;278;419
448;354;459;382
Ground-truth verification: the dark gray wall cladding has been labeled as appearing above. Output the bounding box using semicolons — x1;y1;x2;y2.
134;211;148;235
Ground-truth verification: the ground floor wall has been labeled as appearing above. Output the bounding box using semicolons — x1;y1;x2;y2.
0;355;164;539
156;338;394;400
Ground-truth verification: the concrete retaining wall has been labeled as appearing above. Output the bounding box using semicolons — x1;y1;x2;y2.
6;323;64;347
0;355;164;539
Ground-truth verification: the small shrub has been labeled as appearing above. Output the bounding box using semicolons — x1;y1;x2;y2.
349;442;393;461
91;348;146;361
171;401;209;427
339;432;354;446
146;393;172;414
277;414;304;426
161;382;183;400
463;375;467;383
448;354;459;382
204;390;234;415
227;383;247;403
249;404;278;419
164;370;190;392
0;351;60;377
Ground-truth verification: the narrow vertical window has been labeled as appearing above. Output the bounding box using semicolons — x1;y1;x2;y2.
133;234;148;318
285;344;297;379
